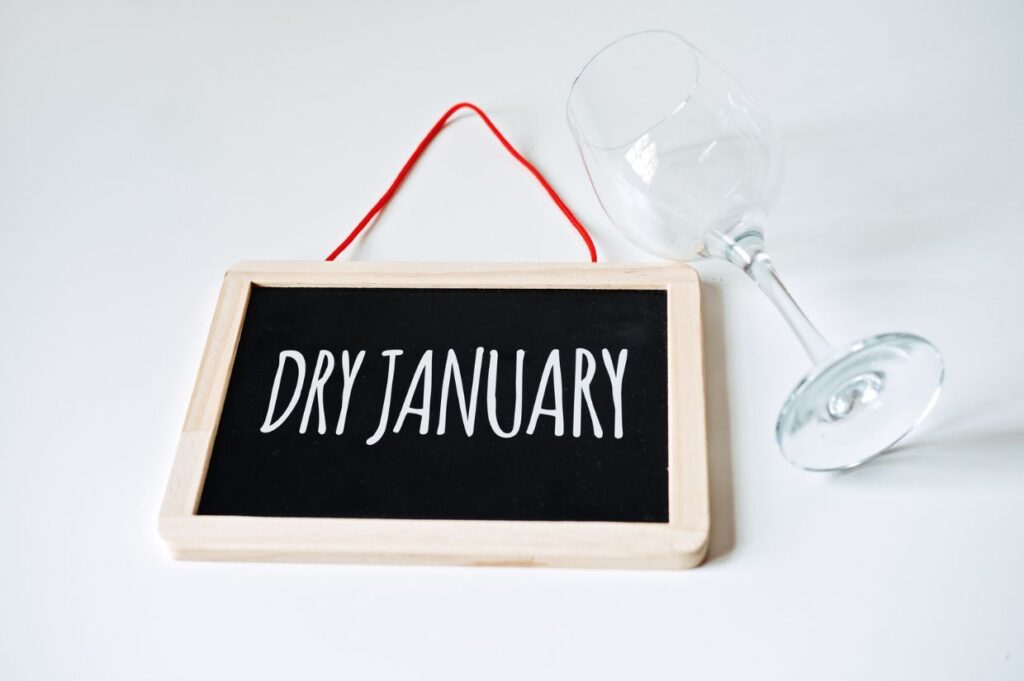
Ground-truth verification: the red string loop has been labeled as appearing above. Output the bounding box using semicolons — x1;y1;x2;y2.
325;102;598;262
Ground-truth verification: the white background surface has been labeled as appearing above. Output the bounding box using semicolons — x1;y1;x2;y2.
2;0;1022;678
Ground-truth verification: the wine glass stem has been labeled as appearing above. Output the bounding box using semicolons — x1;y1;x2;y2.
718;232;834;363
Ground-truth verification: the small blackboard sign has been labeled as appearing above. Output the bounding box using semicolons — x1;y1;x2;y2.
160;262;708;569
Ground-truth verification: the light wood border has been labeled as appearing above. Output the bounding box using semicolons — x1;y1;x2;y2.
159;261;709;569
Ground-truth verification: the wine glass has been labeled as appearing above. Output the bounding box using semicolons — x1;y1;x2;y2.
567;30;943;471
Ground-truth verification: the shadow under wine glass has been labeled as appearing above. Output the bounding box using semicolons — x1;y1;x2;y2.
567;30;944;471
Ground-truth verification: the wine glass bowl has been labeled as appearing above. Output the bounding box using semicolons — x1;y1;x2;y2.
568;30;944;471
567;30;783;261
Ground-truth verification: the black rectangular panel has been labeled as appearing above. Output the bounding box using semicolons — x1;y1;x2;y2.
197;286;669;522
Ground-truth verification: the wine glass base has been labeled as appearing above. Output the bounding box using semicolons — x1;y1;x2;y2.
776;333;944;472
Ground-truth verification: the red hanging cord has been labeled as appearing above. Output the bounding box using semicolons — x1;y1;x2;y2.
325;102;598;262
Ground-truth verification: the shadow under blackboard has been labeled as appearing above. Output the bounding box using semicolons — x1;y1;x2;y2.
700;281;736;564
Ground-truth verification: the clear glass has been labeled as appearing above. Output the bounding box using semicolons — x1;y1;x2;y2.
567;30;944;471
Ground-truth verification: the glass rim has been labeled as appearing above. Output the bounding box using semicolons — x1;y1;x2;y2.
566;29;704;152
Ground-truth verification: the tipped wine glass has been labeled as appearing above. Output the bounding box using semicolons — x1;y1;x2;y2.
567;30;943;471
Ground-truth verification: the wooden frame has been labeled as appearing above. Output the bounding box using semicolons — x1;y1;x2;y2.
159;261;709;569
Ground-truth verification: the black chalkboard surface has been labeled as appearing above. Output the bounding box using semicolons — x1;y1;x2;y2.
160;262;709;569
197;286;668;522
